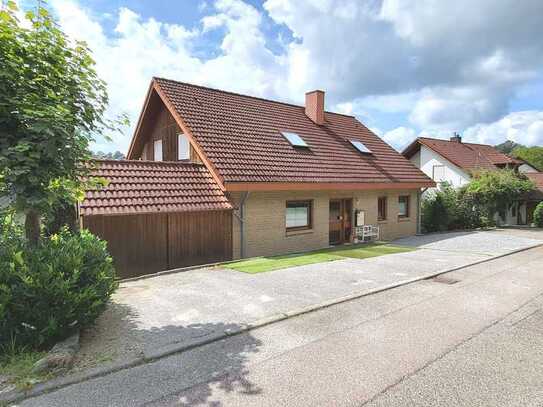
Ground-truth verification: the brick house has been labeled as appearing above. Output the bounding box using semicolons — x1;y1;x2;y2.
80;78;434;278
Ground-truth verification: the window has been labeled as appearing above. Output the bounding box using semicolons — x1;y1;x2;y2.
154;139;163;161
286;200;312;230
432;165;446;182
282;132;308;147
350;140;372;154
378;197;387;221
398;195;410;218
178;134;190;160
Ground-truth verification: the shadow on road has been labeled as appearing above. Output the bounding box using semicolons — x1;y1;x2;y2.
75;302;263;406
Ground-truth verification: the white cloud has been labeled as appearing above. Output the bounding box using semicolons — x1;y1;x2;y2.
264;0;543;133
42;0;543;153
381;127;417;151
49;0;285;153
408;86;511;132
463;111;543;146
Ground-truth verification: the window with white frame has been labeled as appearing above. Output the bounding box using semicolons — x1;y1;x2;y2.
154;139;163;161
286;200;312;230
178;133;190;160
398;195;410;218
432;165;446;182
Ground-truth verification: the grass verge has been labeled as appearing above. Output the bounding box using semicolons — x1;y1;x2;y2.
0;349;52;390
224;243;415;273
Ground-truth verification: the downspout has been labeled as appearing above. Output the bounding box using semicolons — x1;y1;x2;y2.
417;188;428;235
234;191;250;259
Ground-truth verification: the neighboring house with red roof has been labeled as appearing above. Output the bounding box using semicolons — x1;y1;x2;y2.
80;77;434;278
402;135;543;226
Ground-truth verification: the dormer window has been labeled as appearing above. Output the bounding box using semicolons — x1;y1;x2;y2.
350;140;372;155
282;131;308;148
154;139;163;161
178;133;190;160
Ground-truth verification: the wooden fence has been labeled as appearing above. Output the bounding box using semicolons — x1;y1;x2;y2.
83;210;233;279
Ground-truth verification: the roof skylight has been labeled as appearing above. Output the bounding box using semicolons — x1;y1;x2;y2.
282;132;308;148
350;140;372;155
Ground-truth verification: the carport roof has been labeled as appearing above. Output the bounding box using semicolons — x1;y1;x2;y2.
80;160;233;216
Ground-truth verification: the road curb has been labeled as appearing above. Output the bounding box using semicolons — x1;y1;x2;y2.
3;242;542;405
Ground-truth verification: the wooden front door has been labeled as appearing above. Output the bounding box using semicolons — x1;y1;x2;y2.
329;199;353;245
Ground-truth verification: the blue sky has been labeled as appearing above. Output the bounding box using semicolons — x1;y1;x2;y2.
31;0;543;153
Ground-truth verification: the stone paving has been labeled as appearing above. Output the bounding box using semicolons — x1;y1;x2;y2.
73;228;543;373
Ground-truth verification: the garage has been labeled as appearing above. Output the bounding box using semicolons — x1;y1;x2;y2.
80;160;233;279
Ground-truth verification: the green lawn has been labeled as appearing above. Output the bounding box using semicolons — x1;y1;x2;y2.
224;243;415;274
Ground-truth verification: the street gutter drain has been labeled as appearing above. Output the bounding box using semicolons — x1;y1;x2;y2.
429;275;460;285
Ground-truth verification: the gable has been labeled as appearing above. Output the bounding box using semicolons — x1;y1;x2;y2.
128;90;202;164
418;145;471;186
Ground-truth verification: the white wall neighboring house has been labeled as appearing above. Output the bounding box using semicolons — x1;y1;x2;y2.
519;162;539;173
404;137;539;227
412;145;471;189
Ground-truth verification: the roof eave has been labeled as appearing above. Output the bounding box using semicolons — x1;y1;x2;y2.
224;181;436;192
401;138;422;159
127;81;155;159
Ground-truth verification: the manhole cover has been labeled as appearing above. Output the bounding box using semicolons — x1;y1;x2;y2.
430;275;460;285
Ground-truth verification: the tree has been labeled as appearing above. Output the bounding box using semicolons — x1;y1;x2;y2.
511;146;543;171
93;150;125;160
463;170;535;224
494;140;522;154
534;202;543;228
0;1;114;246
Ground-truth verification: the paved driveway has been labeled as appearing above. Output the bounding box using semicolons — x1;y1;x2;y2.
393;229;543;255
74;229;543;372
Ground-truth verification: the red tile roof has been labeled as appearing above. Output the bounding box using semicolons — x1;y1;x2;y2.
526;172;543;191
467;143;522;166
80;160;232;216
403;137;522;172
148;78;432;186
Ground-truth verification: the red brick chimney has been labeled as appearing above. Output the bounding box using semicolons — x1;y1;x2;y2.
450;132;462;143
305;90;325;125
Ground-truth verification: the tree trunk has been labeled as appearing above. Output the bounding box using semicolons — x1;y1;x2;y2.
46;203;79;236
25;209;41;247
67;204;79;233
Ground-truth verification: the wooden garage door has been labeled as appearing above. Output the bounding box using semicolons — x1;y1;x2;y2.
83;210;233;279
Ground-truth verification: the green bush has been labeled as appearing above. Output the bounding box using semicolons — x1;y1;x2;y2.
422;192;450;232
534;202;543;227
454;189;486;229
0;217;118;351
422;183;486;233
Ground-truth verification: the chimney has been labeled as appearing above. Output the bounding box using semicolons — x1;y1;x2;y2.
305;90;325;125
450;132;462;143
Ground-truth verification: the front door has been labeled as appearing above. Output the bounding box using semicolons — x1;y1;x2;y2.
329;199;353;245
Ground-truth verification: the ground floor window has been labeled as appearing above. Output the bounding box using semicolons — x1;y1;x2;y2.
398;195;410;218
378;196;387;221
286;200;312;231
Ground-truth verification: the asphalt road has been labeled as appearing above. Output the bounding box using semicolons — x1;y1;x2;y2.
19;245;543;407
